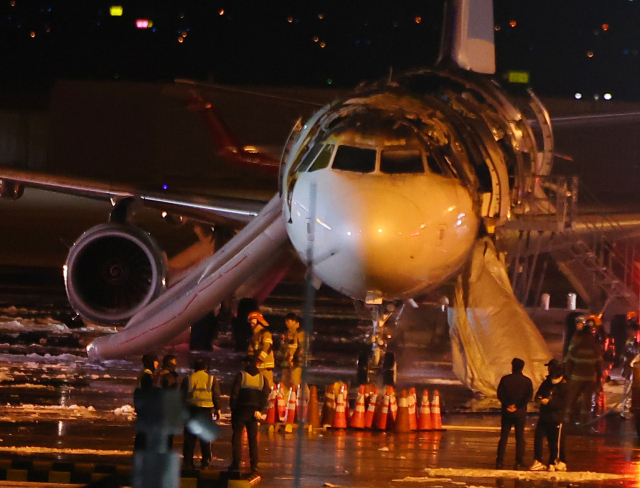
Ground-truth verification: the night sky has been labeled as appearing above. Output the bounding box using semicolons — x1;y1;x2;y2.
2;1;640;101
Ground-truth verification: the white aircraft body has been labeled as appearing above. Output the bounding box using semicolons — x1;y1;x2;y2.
2;0;639;394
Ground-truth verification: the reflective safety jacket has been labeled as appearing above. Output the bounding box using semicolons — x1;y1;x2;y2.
230;366;271;412
565;331;603;382
279;329;305;368
185;370;221;409
248;325;275;369
136;368;156;389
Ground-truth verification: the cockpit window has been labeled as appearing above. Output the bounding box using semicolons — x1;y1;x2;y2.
380;149;425;174
295;144;325;174
308;144;335;172
332;145;376;173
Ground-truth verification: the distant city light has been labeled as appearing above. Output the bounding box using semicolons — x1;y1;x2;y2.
574;93;582;100
162;185;168;190
509;20;517;27
319;41;326;48
110;6;123;17
313;36;319;42
30;31;35;38
218;9;224;16
604;93;613;100
587;50;594;57
602;24;609;31
415;16;422;24
494;25;501;31
181;31;187;37
327;79;332;84
287;16;293;23
136;19;151;29
318;13;324;20
177;37;184;43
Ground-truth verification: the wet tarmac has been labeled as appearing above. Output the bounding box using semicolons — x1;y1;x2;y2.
0;309;638;487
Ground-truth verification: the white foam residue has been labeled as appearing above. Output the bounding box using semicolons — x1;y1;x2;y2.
392;477;452;483
424;468;632;481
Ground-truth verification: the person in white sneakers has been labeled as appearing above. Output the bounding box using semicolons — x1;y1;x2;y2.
530;359;568;472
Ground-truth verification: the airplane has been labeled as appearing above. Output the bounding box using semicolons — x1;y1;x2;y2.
2;0;640;396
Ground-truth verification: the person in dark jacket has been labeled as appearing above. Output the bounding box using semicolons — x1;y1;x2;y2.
157;355;179;449
133;353;159;451
228;355;270;475
564;324;603;426
157;355;179;389
496;357;533;470
529;359;568;472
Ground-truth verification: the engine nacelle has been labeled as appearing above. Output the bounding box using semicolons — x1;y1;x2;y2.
0;180;24;200
65;223;168;326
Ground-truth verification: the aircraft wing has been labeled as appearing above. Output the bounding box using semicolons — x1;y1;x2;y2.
0;167;266;226
87;194;289;360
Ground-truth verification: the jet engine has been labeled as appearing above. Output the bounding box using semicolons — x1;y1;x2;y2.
65;223;168;326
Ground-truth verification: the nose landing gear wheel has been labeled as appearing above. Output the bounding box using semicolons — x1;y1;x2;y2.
357;352;370;385
382;352;397;386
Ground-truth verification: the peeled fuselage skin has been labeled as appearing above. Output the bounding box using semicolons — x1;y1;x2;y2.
286;169;478;301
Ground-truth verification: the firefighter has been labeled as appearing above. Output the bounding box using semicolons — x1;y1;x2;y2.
247;311;275;388
278;313;305;395
621;325;640;418
133;353;159;450
564;322;603;426
228;355;270;475
181;358;221;470
157;354;179;389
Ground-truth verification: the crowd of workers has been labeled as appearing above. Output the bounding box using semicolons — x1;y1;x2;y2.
133;310;304;475
496;311;640;472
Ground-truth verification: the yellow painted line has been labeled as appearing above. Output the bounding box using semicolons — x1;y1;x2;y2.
444;425;533;432
228;480;252;488
6;469;28;481
49;471;72;483
32;460;54;471
75;463;96;473
180;477;198;488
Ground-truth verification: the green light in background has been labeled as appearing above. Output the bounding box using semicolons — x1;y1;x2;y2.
507;71;530;84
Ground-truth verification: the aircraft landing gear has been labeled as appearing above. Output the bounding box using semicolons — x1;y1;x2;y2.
356;300;403;387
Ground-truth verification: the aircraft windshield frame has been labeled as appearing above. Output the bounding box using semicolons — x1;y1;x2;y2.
328;144;431;175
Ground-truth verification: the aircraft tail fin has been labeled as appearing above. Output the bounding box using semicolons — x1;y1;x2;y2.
187;91;280;175
437;0;496;75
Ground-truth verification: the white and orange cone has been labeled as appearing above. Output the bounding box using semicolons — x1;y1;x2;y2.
286;387;297;424
364;392;378;429
431;389;443;430
349;388;366;429
333;387;347;429
418;390;432;431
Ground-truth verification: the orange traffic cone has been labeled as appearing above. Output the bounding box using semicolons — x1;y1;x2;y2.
307;385;321;428
374;394;390;430
408;387;417;431
418;390;432;431
364;392;378;429
349;389;366;429
394;389;411;433
321;384;336;427
276;383;287;422
333;387;348;429
387;389;398;431
286;387;297;424
265;386;277;424
431;389;443;430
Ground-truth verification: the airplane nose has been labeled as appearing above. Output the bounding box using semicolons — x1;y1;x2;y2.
316;190;426;298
